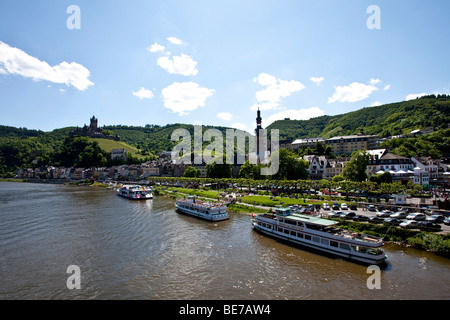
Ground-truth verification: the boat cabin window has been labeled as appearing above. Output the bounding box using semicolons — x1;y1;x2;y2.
284;219;297;226
305;235;311;241
330;241;339;248
340;243;351;251
313;237;320;243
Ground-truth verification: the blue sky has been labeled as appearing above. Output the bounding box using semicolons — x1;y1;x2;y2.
0;0;449;133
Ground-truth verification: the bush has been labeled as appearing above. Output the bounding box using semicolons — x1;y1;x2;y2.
407;233;450;257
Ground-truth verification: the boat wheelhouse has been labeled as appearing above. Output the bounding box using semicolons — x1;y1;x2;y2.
117;185;153;200
252;207;387;265
176;196;229;222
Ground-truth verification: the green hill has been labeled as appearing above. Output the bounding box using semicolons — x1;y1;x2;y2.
267;94;450;140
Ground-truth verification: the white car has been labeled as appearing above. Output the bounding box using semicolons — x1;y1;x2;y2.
390;211;408;219
322;203;330;210
406;212;426;221
340;203;348;210
377;210;393;217
400;220;419;229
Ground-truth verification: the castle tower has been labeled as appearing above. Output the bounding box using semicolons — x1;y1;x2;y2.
90;115;98;132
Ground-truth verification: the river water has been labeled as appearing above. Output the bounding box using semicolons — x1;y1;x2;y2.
0;182;449;300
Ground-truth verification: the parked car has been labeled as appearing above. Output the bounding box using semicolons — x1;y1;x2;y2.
377;210;393;217
351;215;368;222
328;211;345;218
425;215;445;224
332;203;340;210
383;218;402;226
418;222;442;232
406;212;426;221
444;218;450;226
400;220;420;229
368;216;384;224
349;204;357;211
340;203;348;210
367;205;377;212
341;212;357;220
390;211;408;219
322;203;330;210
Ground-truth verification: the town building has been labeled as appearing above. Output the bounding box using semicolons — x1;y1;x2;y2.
111;149;128;162
291;137;324;151
325;134;380;155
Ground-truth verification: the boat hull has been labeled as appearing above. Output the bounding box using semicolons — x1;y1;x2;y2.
118;193;153;200
252;221;387;266
176;204;229;222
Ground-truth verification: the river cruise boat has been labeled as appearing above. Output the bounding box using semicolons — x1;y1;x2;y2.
252;207;387;265
117;185;153;200
175;196;229;222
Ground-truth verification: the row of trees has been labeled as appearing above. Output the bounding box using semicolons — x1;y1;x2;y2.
148;175;421;198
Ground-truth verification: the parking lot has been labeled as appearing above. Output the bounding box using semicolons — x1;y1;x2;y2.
318;204;450;234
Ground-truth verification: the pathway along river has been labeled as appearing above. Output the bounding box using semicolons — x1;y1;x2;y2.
0;182;449;300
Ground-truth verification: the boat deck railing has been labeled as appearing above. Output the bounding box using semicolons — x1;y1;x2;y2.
257;214;382;244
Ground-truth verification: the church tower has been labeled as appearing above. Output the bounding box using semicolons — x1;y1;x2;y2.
255;108;263;160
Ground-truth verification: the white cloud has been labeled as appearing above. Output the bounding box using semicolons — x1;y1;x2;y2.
148;43;165;53
167;37;183;45
384;84;391;91
250;102;280;111
230;123;248;131
217;112;233;121
310;76;324;85
406;93;429;101
328;82;378;103
162;82;214;116
265;107;325;127
252;73;305;111
157;54;198;76
369;78;381;85
0;41;94;91
133;87;154;100
369;101;382;107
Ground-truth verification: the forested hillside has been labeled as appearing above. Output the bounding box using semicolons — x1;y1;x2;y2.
1;95;449;175
267;94;450;140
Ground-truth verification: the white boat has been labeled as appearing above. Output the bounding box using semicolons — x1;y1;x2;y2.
175;196;229;222
117;185;153;200
252;207;387;265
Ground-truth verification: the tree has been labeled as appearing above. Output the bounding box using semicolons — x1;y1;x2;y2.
272;149;309;180
183;166;199;178
205;160;232;178
343;150;370;182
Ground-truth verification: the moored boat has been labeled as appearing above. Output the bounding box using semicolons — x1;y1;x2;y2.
175;196;229;222
117;185;153;200
252;207;388;265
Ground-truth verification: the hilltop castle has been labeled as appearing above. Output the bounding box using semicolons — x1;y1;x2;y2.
70;116;120;141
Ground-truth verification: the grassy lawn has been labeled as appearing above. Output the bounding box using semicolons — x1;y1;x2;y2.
166;187;221;200
239;194;346;207
89;138;147;160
